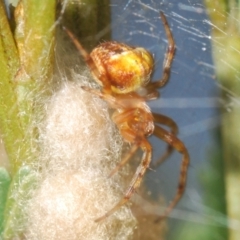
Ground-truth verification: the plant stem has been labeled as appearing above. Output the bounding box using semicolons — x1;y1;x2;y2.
0;0;56;173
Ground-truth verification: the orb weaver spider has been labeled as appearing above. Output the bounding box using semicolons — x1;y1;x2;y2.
64;11;189;223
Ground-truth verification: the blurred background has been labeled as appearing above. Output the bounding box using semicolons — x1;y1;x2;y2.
2;0;239;239
109;1;226;239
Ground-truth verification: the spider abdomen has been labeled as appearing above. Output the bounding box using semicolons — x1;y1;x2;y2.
90;41;154;94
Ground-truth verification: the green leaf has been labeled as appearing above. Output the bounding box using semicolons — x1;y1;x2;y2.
2;166;38;239
0;168;11;235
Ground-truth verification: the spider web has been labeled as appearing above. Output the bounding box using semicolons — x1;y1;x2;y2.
111;0;229;239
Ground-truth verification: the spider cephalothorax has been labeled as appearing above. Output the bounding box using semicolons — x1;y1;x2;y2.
65;11;189;223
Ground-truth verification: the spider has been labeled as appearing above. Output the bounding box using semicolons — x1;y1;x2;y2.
64;12;189;223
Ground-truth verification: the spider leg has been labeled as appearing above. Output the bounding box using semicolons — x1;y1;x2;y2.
63;27;89;61
109;106;153;177
147;11;176;91
108;143;138;178
82;86;121;108
151;112;178;168
153;125;189;222
63;27;111;90
95;140;152;222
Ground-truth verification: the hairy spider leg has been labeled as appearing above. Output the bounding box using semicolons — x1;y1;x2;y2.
95;140;152;222
80;90;147;179
81;87;186;222
63;27;111;90
63;27;89;60
108;143;138;178
147;11;176;91
151;112;178;168
152;125;189;222
82;86;153;112
108;110;178;176
107;108;150;177
75;90;153;222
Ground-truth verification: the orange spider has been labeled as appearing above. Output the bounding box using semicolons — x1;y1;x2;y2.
64;12;189;223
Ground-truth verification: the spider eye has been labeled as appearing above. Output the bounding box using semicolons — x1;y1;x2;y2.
90;42;154;93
